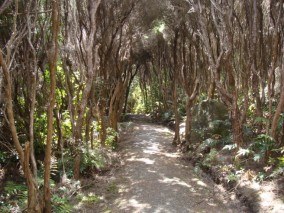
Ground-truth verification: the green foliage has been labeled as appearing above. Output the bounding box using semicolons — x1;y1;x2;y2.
34;110;48;154
81;148;107;173
153;20;165;33
255;172;266;182
269;154;284;178
0;181;28;212
202;148;218;167
61;111;72;139
270;166;284;179
277;113;284;131
105;127;118;150
222;144;237;151
250;134;275;162
128;78;147;113
52;195;72;213
0;151;8;164
79;193;101;204
237;148;251;157
208;119;231;136
227;172;238;183
254;116;268;125
57;150;74;178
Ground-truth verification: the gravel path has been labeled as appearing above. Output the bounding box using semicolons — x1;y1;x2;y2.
109;121;242;213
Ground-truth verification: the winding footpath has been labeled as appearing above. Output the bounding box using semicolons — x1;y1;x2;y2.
108;120;243;213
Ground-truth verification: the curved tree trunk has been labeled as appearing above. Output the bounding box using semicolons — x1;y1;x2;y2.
271;66;284;140
43;0;60;211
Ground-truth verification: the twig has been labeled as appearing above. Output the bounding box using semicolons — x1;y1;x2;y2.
68;183;95;199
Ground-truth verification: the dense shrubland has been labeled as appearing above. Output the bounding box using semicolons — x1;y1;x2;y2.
0;0;283;212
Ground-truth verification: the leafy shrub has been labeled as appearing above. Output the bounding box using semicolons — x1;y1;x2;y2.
269;154;284;178
227;172;238;183
250;134;275;162
52;194;72;213
80;192;101;204
0;181;28;212
208;119;231;136
105;127;118;150
202;148;218;167
81;148;112;174
0;151;8;164
236;148;251;158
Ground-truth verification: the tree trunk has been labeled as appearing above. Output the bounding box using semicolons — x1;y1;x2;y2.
252;73;262;117
99;105;107;146
208;78;216;100
55;109;63;152
43;0;60;211
184;82;199;143
231;98;244;147
185;101;193;142
173;78;180;145
85;108;92;152
24;142;41;213
271;69;284;140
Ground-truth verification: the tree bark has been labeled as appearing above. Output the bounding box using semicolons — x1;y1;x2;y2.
43;0;60;211
271;66;284;140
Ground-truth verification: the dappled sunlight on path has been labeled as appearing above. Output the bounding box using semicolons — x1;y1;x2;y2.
110;123;241;213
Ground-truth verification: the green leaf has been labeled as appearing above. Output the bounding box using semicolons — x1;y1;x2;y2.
237;148;251;157
222;144;237;151
253;153;262;162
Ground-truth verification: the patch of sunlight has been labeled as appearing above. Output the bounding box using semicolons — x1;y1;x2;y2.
161;152;179;158
143;142;160;154
159;177;191;188
208;202;217;206
154;128;172;134
153;206;172;213
127;156;155;165
197;180;208;187
250;181;260;190
260;191;275;203
191;178;208;187
117;198;151;211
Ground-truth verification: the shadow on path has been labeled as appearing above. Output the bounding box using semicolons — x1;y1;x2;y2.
109;122;242;213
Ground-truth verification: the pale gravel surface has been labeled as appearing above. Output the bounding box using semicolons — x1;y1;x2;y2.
108;121;243;213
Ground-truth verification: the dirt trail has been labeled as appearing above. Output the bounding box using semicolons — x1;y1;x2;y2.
108;121;243;213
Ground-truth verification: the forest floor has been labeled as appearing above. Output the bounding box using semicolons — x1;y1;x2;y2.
74;116;246;212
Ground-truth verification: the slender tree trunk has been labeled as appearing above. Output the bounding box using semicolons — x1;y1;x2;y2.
123;71;137;114
55;109;62;152
98;103;107;146
172;30;180;145
252;73;262;117
184;82;199;143
271;68;284;140
231;97;244;147
43;0;60;211
208;77;215;100
185;100;193;142
24;142;41;213
173;78;180;145
85;108;92;152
